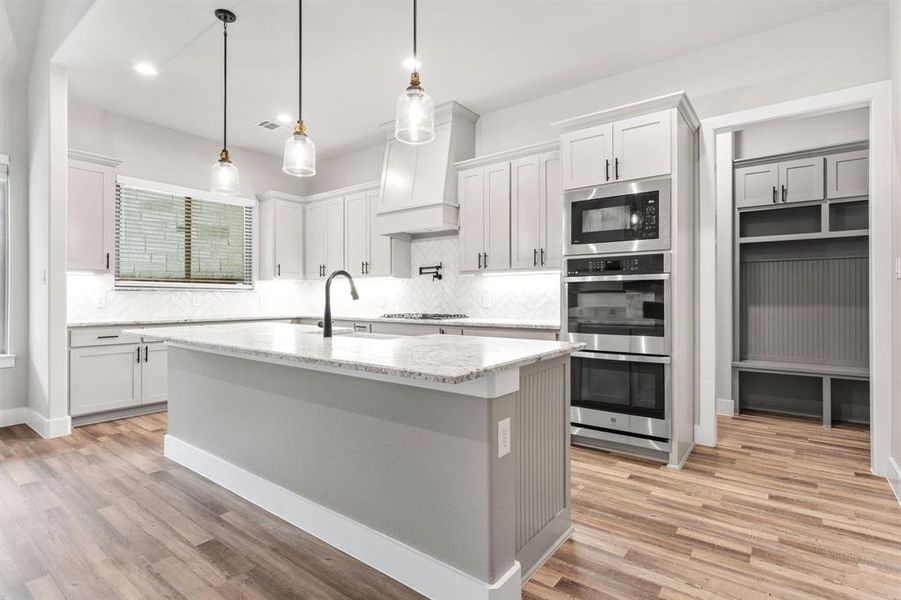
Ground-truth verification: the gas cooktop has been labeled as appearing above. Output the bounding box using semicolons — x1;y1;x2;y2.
381;313;469;320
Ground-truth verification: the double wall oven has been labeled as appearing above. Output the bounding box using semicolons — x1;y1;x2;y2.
563;177;673;454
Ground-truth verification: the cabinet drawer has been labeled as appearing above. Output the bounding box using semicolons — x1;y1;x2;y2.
69;327;143;347
462;327;557;340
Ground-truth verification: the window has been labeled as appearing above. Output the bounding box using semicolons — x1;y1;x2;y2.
0;157;8;352
115;178;253;288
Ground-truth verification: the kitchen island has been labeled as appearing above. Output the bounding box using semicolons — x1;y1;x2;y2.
130;322;581;600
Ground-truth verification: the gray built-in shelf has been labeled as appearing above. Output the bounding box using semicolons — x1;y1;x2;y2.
732;143;869;426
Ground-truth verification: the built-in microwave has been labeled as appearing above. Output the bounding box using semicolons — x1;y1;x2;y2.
564;178;671;255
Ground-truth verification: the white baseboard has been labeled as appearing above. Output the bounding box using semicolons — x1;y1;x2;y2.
0;406;29;428
164;435;522;600
888;456;901;506
717;397;735;416
0;407;70;438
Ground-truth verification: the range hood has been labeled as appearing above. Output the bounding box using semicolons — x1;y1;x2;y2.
374;101;479;235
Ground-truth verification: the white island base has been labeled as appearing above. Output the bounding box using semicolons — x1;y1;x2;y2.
151;324;577;600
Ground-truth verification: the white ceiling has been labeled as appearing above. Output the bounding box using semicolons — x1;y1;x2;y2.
56;0;861;159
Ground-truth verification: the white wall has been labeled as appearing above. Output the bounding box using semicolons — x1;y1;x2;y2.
303;144;384;196
733;108;869;160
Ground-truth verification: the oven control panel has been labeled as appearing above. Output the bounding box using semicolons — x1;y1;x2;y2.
566;253;665;276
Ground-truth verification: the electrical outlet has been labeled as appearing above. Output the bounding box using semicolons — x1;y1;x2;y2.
95;296;106;309
896;256;901;280
497;417;511;458
192;295;201;307
482;294;491;308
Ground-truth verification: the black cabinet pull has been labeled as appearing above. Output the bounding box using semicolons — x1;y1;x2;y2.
136;347;141;363
772;186;777;203
483;253;488;268
478;252;482;269
533;249;538;266
439;328;446;334
614;158;620;180
540;248;546;266
105;252;110;270
277;263;281;277
144;346;149;362
605;159;610;181
365;261;370;274
96;334;119;339
781;184;787;202
361;261;365;275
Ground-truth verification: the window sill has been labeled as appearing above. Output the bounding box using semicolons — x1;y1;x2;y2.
0;355;16;369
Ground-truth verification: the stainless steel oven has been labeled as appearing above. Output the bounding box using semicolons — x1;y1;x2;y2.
564;178;670;255
570;351;671;450
562;253;670;355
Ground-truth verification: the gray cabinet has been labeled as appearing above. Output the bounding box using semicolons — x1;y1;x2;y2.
67;154;119;271
734;163;779;208
735;156;824;208
826;150;868;199
369;322;463;336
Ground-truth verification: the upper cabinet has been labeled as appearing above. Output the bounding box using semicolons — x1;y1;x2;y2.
458;162;511;272
510;150;561;269
258;192;305;280
826;150;868;199
344;188;411;278
304;196;345;278
778;156;824;204
734;163;780;208
67;151;121;271
559;110;671;191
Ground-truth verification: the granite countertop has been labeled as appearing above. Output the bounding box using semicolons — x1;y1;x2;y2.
127;322;581;385
69;314;561;331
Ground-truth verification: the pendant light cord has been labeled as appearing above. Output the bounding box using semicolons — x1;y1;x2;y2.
298;0;302;122
412;0;417;70
223;20;228;152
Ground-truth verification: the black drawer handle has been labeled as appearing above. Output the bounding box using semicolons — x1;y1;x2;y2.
144;346;149;362
781;184;787;202
772;186;777;203
136;347;141;363
605;159;610;181
96;334;119;339
614;157;620;180
540;248;545;266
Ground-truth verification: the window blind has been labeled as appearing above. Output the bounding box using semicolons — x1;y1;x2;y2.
115;182;253;288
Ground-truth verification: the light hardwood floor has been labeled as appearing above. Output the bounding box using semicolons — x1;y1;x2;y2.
1;412;899;599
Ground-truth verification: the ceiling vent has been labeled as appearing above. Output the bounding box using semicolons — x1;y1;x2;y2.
255;120;281;130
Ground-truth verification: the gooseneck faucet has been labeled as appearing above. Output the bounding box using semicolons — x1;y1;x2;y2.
323;270;359;338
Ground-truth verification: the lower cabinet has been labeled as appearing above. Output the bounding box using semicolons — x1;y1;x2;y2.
69;337;168;417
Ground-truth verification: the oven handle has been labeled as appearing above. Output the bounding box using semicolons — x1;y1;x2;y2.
572;351;671;364
564;273;669;283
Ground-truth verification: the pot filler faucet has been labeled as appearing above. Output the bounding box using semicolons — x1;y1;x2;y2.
323;270;359;338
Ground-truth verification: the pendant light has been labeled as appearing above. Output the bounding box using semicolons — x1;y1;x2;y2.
211;8;239;195
395;0;435;145
282;0;315;176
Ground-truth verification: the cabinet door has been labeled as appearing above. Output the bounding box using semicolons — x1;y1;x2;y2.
779;156;824;204
510;155;541;269
539;151;562;268
612;110;671;182
734;163;779;208
367;189;393;277
141;342;168;405
344;192;369;277
274;200;305;279
324;197;345;275
483;162;511;272
70;344;141;416
304;202;327;278
560;123;613;191
826;150;868;199
458;168;484;272
67;160;114;271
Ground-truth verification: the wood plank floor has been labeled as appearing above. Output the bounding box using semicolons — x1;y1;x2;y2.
1;412;899;599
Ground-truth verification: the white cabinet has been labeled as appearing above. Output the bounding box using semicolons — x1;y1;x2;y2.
345;188;410;278
67;154;119;271
461;327;557;341
779;156;824;204
258;193;305;280
70;344;141;416
458;162;510;273
305;197;345;278
510;151;561;269
735;156;825;208
826;150;868;199
69;330;170;417
345;192;369;276
560;110;671;191
369;322;462;336
735;163;779;208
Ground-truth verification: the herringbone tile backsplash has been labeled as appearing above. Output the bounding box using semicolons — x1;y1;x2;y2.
68;235;561;323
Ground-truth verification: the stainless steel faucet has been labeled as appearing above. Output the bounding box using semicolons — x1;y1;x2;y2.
323;270;359;338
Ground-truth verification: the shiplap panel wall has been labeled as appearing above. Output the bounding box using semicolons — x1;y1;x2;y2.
514;359;567;552
740;257;868;366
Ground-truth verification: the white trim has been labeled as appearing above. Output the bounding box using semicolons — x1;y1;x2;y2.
550;91;700;132
888;457;901;506
161;342;521;399
116;175;255;208
697;81;894;477
255;189;307;204
0;408;71;438
716;398;735;416
0;407;28;428
67;148;122;167
0;354;15;369
455;140;559;170
164;435;522;600
301;181;380;204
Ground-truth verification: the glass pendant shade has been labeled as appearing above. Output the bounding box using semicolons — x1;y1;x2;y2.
395;83;435;145
210;155;240;195
283;124;316;176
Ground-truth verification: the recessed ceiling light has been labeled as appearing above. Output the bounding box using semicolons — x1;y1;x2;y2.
276;112;293;124
133;62;158;77
402;57;421;71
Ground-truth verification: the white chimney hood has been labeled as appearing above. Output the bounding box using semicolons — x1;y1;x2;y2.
374;101;479;235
